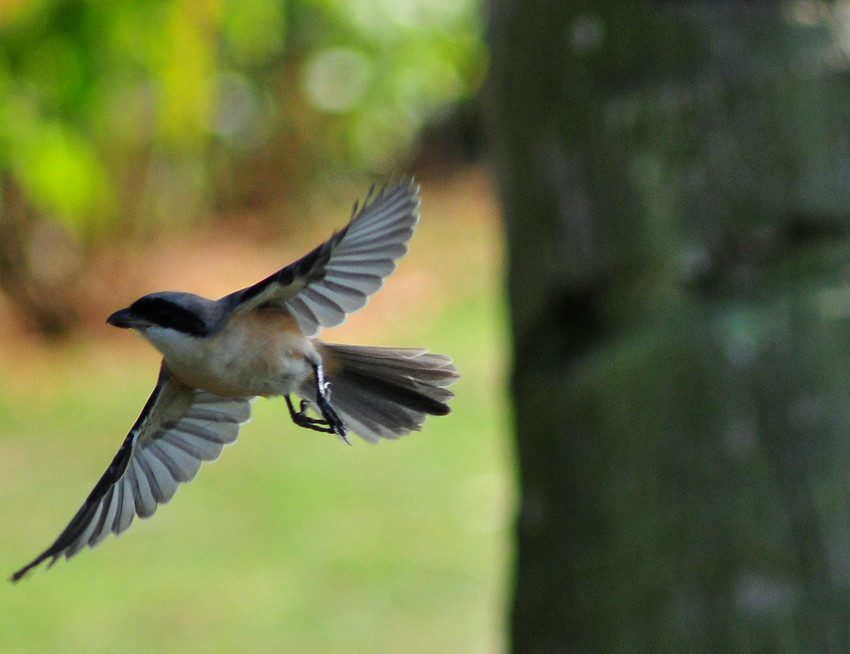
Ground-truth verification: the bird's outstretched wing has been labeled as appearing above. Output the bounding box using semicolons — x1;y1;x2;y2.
11;366;253;581
227;178;420;337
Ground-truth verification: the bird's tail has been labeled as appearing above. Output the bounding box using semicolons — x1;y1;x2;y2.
305;343;459;442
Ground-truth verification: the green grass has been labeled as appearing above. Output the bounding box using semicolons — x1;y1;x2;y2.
0;281;512;652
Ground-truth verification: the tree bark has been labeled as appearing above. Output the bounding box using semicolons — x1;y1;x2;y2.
485;2;850;652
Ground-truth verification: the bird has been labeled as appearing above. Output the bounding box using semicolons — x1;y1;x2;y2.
11;178;458;582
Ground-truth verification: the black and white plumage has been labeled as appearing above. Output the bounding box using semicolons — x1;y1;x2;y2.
12;179;458;581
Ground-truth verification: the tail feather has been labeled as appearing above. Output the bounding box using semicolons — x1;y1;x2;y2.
305;343;459;442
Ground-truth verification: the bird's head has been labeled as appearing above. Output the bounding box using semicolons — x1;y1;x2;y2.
107;292;219;339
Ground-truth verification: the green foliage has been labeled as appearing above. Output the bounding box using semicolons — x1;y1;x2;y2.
0;0;486;235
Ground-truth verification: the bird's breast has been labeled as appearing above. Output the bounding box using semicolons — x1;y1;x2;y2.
164;311;315;398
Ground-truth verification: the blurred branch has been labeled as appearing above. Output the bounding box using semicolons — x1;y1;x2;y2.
0;176;81;336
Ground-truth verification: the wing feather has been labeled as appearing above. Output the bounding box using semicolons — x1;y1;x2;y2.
226;178;420;336
115;483;135;533
65;505;102;559
10;365;253;581
90;488;119;547
131;456;158;517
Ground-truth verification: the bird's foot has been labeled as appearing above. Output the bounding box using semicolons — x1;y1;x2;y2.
285;395;350;444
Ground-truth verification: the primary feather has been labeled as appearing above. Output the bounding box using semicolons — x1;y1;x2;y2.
227;179;420;336
10;366;253;581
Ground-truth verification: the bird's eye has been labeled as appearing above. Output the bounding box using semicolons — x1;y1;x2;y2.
130;297;209;336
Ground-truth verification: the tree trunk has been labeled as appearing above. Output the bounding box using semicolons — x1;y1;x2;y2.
485;2;850;652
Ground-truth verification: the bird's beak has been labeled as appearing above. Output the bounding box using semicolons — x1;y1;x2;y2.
106;307;144;329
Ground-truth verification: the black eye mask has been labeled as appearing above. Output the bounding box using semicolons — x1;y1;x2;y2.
130;296;210;337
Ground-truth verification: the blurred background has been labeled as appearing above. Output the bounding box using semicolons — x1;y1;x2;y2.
6;0;850;652
0;1;509;653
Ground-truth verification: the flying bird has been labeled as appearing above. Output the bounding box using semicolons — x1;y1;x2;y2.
12;178;458;581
